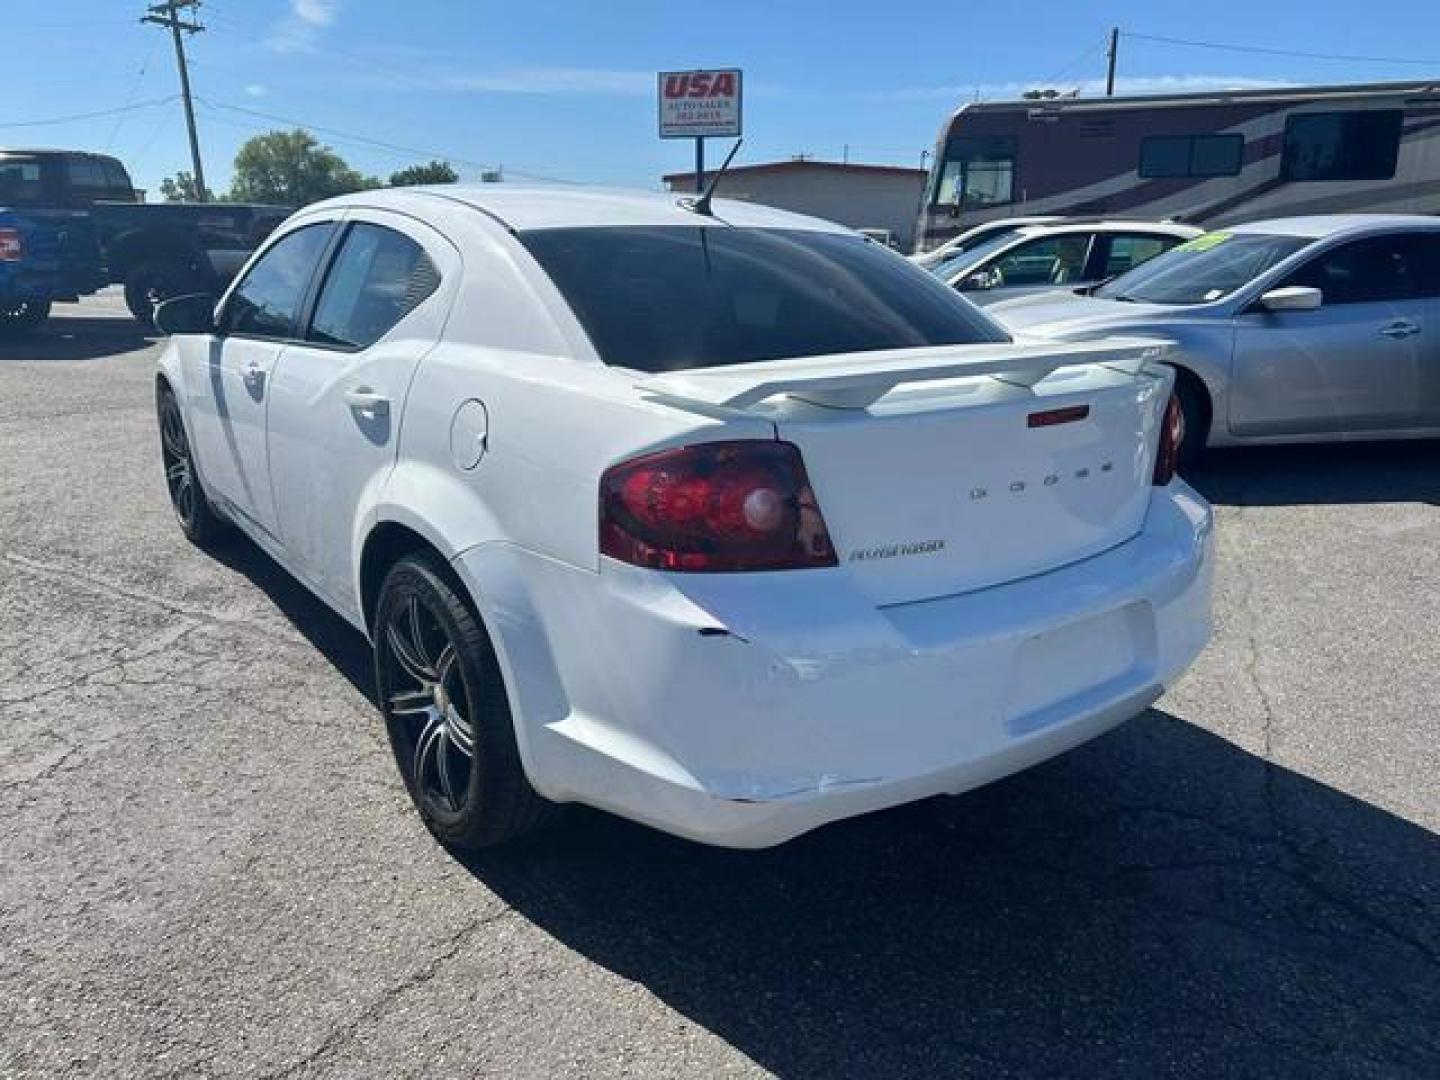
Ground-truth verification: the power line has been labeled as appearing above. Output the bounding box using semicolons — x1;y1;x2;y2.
196;97;495;171
0;96;178;128
1126;31;1440;67
107;38;163;150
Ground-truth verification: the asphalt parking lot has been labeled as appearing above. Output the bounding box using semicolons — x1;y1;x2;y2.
1;293;1437;1079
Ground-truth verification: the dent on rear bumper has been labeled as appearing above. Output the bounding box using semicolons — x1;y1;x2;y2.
453;482;1214;847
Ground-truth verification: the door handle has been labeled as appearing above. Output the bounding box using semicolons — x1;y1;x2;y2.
1379;320;1420;339
344;387;390;419
241;364;266;391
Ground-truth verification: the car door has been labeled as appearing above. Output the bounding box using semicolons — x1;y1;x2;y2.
182;220;337;537
1408;233;1440;425
963;233;1094;305
1229;233;1430;436
263;213;456;618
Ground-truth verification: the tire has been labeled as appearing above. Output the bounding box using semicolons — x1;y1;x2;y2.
0;299;50;334
157;384;227;546
374;553;555;851
126;257;198;329
1172;370;1210;468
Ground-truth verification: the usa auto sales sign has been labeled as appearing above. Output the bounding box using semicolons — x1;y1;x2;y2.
658;69;743;139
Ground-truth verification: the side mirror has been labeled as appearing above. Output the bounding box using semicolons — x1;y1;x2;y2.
958;267;1001;292
154;293;217;335
1258;285;1322;313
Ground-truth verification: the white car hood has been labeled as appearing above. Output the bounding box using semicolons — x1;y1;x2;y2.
988;290;1180;338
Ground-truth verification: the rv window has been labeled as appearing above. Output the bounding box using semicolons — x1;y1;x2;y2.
1282;110;1402;182
934;137;1016;210
1139;135;1243;179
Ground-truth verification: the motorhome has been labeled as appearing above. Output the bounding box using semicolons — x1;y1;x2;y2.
917;80;1440;252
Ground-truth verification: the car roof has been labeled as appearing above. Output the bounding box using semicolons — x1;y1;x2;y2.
1009;220;1201;239
1227;213;1440;239
319;184;851;234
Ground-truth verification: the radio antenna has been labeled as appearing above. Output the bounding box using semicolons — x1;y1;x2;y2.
689;139;743;217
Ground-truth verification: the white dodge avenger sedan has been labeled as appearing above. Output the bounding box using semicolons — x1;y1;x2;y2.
153;187;1213;850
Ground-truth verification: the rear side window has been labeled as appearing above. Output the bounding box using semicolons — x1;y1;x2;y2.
1099;234;1177;278
224;223;334;338
1139;134;1243;179
1283;233;1440;303
520;226;1009;373
0;158;43;203
1282;111;1402;182
308;223;440;349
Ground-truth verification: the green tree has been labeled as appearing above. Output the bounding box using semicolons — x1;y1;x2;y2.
157;171;213;202
227;129;377;207
389;160;459;187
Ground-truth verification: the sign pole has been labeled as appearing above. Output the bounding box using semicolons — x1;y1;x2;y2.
695;137;705;193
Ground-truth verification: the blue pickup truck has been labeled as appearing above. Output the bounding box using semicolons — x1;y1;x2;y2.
0;149;289;332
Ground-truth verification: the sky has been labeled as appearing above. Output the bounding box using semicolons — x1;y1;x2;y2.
7;0;1440;197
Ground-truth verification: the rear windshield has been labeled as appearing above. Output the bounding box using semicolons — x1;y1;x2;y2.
0;157;44;204
519;226;1009;372
1094;231;1314;305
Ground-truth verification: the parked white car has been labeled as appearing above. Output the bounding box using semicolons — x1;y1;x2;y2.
989;215;1440;461
910;215;1066;268
153;187;1213;850
928;220;1201;306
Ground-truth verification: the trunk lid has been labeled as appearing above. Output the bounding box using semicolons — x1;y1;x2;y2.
640;340;1173;606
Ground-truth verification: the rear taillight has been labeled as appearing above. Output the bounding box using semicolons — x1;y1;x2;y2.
1153;393;1185;485
600;440;838;572
0;228;22;262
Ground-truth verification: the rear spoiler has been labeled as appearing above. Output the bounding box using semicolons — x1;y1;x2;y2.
638;337;1174;411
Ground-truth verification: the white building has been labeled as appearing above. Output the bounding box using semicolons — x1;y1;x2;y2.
662;159;929;251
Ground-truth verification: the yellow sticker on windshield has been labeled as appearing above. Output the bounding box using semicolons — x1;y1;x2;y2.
1176;232;1231;253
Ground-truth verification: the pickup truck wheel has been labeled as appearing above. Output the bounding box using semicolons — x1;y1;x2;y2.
375;553;556;851
157;384;226;545
126;259;196;329
0;299;51;333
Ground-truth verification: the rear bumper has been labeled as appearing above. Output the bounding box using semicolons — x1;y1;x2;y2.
454;482;1214;848
0;265;103;303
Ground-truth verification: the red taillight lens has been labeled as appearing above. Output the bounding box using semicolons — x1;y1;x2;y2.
1153;393;1185;486
0;228;22;262
600;440;838;572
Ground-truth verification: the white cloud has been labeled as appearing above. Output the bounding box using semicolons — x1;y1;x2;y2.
443;67;653;96
293;0;338;25
244;84;268;97
268;0;340;52
873;74;1292;103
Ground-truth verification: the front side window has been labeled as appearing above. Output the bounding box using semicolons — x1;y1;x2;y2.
1139;134;1243;179
990;234;1092;286
1281;233;1440;304
933;137;1016;210
224;223;334;339
308;223;440;350
1282;111;1402;182
520;226;1009;373
1095;231;1314;305
66;159;110;199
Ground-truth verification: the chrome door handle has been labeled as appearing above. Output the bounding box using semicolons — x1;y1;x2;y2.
1380;320;1420;339
344;387;390;419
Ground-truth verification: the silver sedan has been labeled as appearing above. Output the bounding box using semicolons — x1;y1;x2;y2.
989;214;1440;461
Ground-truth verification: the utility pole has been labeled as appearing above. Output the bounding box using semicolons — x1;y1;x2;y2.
1105;27;1119;97
142;0;207;201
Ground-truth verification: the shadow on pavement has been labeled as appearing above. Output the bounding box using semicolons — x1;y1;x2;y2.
0;316;158;362
1186;440;1440;507
457;714;1440;1078
205;533;376;700
211;527;1440;1079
